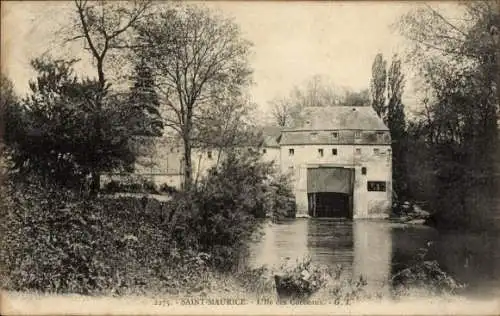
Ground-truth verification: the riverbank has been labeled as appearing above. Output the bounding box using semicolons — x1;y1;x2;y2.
2;290;499;315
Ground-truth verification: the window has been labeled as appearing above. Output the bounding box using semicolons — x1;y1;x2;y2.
355;148;361;155
263;148;267;154
207;151;212;159
332;131;339;138
332;148;338;156
354;130;362;139
289;148;295;156
361;167;367;175
373;148;380;155
367;181;386;192
318;148;324;157
376;131;386;142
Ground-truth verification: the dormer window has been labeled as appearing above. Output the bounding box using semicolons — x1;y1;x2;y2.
354;130;362;139
332;131;339;138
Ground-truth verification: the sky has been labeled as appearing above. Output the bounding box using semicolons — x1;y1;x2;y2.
1;1;451;119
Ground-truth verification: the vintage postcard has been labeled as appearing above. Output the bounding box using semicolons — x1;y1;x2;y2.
1;0;499;315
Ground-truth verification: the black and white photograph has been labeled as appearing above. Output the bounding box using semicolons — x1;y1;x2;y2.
1;1;499;314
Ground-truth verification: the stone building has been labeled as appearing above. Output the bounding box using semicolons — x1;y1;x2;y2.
107;106;392;219
277;106;392;218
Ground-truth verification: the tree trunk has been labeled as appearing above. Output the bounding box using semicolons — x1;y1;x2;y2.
90;171;100;196
183;137;193;191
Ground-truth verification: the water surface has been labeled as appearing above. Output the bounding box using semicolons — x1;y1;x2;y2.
248;219;500;299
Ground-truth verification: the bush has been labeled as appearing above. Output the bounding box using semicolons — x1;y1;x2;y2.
142;179;158;194
0;177;189;295
265;174;296;221
0;148;294;294
159;183;178;194
158;149;281;271
103;180;121;193
391;245;464;296
274;257;330;301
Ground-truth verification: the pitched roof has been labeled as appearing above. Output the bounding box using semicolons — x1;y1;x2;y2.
260;125;282;148
284;106;389;131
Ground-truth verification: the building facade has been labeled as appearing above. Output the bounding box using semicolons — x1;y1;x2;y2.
107;106;392;219
278;106;392;218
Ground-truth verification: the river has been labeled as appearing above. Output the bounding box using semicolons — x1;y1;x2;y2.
248;219;500;299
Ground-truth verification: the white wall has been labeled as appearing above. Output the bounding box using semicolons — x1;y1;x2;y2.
280;144;392;218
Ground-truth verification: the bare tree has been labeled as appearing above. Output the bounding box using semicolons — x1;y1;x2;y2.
270;97;295;127
134;5;253;190
65;0;152;193
269;75;370;127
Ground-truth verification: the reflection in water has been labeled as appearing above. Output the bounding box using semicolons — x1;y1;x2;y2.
249;219;500;299
353;221;392;293
248;219;309;268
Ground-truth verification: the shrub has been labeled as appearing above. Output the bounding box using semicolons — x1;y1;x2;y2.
142;179;158;194
274;257;330;301
169;149;273;271
0;177;184;295
159;183;178;194
391;245;465;296
265;174;296;221
103;180;121;193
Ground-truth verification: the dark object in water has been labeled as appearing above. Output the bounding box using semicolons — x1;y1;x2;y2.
274;275;312;301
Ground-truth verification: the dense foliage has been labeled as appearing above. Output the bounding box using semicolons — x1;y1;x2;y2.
398;2;499;229
0;147;296;294
128;56;164;137
369;54;408;205
3;58;138;189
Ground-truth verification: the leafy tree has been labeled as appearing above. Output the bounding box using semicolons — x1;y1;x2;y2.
3;57;137;189
66;0;153;193
128;56;163;137
386;55;408;201
397;1;499;228
368;53;408;202
370;53;387;119
133;5;253;190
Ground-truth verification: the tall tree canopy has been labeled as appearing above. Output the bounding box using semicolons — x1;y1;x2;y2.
370;53;387;119
368;53;408;201
133;5;253;190
66;0;152;193
128;56;163;137
397;1;499;228
3;57;137;189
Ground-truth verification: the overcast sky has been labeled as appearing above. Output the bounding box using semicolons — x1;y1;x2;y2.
2;1;454;118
